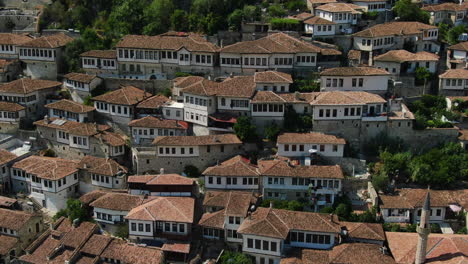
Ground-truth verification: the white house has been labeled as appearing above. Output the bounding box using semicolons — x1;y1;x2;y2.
304;16;337;37
320;67;390;94
277;132;346;158
352;0;387;12
129;116;188;146
203;155;260;191
63;72;103;99
0;101;25;131
11;156;80;212
77;156;128;193
45;99;95;123
447;41;468;69
439;69;468;96
127;173;195;197
182;78;218;127
422;3;468;26
18;33;74;80
80;50;118;75
374;50;439;75
314;3;364;34
0;33;32;59
0;149;18;193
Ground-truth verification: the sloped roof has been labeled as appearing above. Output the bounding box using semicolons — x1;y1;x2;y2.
203;190;258;216
20;33;73;48
439;69;468;79
0;33;32;45
218;76;256;98
181;78;219;96
374;50;439;63
45;99;95;113
153;134;242;146
77;156;127;177
0;101;25;112
0;234;18;255
320;66;390;76
34;118;111;137
277;132;346;144
310;91;386;105
254;71;293;83
116;32;219;53
315;3;364;13
92;86;151;105
128;115;188;129
136;95;170;109
380;189;468;209
0;78;61;94
127;174;194;186
304;16;337;25
448;42;468;52
422;2;468;12
89;193;150;211
0;208;35;231
203;155;259;177
80;50;117;59
12;156;78;180
353;22;437;38
63;72;98;84
343;222;386;241
125;196;195;223
0;149;17;165
258;159;344;179
198;209;225;229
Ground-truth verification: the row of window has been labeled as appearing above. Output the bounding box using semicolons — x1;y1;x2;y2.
72;136;88;147
0;111;20;119
317;107;362;118
361;37;394;47
316;25;333;32
220;98;249;108
290;232;331;244
296;56;316;63
1;95;36;103
332;12;357;21
66;79;86;89
53;110;79;121
0;44;14;52
283;144;338;152
185;111;207;123
82;58;96;65
20;48;56;58
445;79;468;87
228;216;242;225
207;176;258;185
423;30;438;38
130;222;186;233
133;128;176;137
96;212;114;222
195;54;213;64
252;104;284;113
185;96;212;107
325;78;344;88
368;3;386;10
158;147;194;155
262;85;288;92
293;178;340;189
92;174;111;184
102;59;116;67
247;238;278;252
221;57;241;65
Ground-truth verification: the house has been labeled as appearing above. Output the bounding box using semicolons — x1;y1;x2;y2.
0;78;62;121
199;190;259;246
386;232;467;264
63;72;103;100
352;0;387;12
182;78;219;127
34;117;127;161
314;3;364;34
259;159;344;211
45;99;95;123
276;132;346;159
19;217;164;264
280;243;396;264
11;155;80;212
115;31;219;79
219;33;335;75
0;149;18;193
136;94;171;116
0;59;22;82
303;16;337;38
439;68;468;96
172;76;205;101
0;33;32;59
80;49;118;75
92;85;152;130
374;50;439;75
307;0;337;12
379;188;467;224
203;155;260;191
320;67;391;95
125;196;195;242
77;156;128;193
83;191;150;232
18;33;74;80
447;41;468;69
0;101;25;133
128;173;196;197
0;196;18;209
0;208;44;263
237;208;343;264
422;2;468;26
129;116;189;146
133;134;243;174
352;22;439;65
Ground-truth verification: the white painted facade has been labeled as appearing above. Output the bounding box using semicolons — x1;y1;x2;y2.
374;60;438;75
320;75;389;93
48;108;90;123
353;1;386;12
94;101;134;118
204;175;259;190
93;207;128;224
183;93;216;126
312;103;386;121
82;57;117;71
157;145;199;157
0;108;25;122
277;142;344;157
304;24;336;36
440;77;468;91
64;77;102;94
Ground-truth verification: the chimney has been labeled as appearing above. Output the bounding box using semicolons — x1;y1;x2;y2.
160;168;164;175
230;72;234;78
72;218;80;228
415;189;431;264
329;213;334;223
269;201;274;208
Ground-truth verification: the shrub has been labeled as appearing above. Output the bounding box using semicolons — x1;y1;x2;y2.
270;18;300;31
264;123;281;141
115;223;129;238
431;223;442;233
183;165;201;178
43;149;56;157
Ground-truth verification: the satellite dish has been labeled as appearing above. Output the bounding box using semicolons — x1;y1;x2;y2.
308;149;318;154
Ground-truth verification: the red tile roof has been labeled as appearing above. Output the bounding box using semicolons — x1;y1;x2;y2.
259;159;344;179
125;196;195;223
12;156;78;180
89;193;150;212
380;189;468;209
304;16;337;25
0;33;32;45
153;134;242;146
0;149;17;165
315;3;364;13
422;2;468;12
320;66;390;76
80;50;117;59
203;155;259;177
20;33;73;48
374;50;439;63
439;69;468;79
448;41;468;52
203;191;258;214
254;71;293;83
45;99;95;113
92;86;152;105
0;208;35;231
0;234;18;255
136;95;170;109
310;91;387;105
277;132;346;144
128;116;188;130
127;174;194;185
77;156;127;177
199;209;226;229
63;72;98;83
0;78;61;94
353;21;437;38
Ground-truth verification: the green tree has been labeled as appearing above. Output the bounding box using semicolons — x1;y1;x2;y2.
143;0;175;35
264;123;281;141
228;9;244;31
107;0;150;36
243;5;260;22
447;25;468;45
379;150;411;178
268;4;286;17
219;251;253;264
171;9;189;32
53;199;88;222
63;28;105;72
286;0;307;11
415;67;431;86
335;203;351;220
372;172;390;193
184;165;201;178
115;223;129;238
233;116;257;141
438;23;449;43
393;0;429;23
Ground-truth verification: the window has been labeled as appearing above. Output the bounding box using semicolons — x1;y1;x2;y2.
145;224;151;232
255;239;261;249
270;242;277;252
333;145;338;152
138;223;143;232
131;223;136;231
248;239;253;248
263;241;269;251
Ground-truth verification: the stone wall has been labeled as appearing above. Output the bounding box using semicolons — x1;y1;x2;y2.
0;122;19;134
103;78;172;94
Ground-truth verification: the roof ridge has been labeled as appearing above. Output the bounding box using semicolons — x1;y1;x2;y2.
270;209;290;234
166;198;191;222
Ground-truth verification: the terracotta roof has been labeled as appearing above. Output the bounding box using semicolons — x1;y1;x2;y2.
199;209;225;229
203;155;259;177
343;222;386;241
422;2;468;12
304;16;337;25
448;41;468;52
0;33;32;45
161;242;190;254
310;91;387;105
94;131;126;147
136;95;170;109
0;234;18;255
308;0;337;4
439;69;468;79
92;86;152;105
289;12;314;21
20;33;73;48
379;189;468;209
277;132;346;144
79;190;109;205
238;207;342;239
80;50;117;59
459;130;468;141
100;239;164;264
153;134;242;146
386;232;468;264
77;156;127;177
34;118;111;137
281;243;397;264
45;99;95;113
128;116;188;129
221;33;322;54
12;156;78;180
125;196;195;223
0;149;17;165
315;3;364;13
181;78;219;96
0;78;61;94
116;31;219;53
89;193;150;211
0;208;34;231
312;40;342;56
203;191;258;215
0;196;17;208
254;71;293;83
218;76;256;98
353;21;437;38
0;101;24;113
127;174;194;185
63;72;98;84
79;234;112;256
252;91;287;103
320;66;390;76
374;50;439;63
173;76;205;88
278;92;320;104
259;159;344;179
